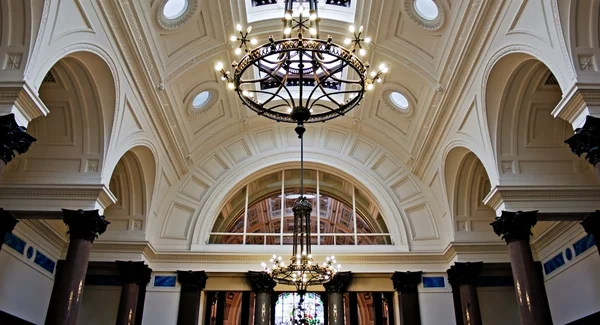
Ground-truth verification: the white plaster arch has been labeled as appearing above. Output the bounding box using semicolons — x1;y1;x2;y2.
191;151;410;250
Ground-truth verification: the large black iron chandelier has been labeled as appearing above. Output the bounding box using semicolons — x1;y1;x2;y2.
215;0;388;126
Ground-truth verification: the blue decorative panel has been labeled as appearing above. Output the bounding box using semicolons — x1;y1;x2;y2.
422;277;445;288
26;246;34;259
478;276;514;287
573;234;596;257
544;253;566;275
85;275;122;286
565;248;573;261
34;251;55;274
3;233;26;255
154;275;176;287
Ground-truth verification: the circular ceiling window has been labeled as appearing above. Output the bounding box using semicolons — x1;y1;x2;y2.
414;0;439;21
163;0;188;20
389;92;409;110
192;91;211;109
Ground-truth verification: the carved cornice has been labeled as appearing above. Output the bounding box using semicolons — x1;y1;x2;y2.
0;82;49;122
0;184;117;209
530;220;578;254
553;87;600;125
483;185;600;212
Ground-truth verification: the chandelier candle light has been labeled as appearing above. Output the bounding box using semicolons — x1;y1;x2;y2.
215;0;387;306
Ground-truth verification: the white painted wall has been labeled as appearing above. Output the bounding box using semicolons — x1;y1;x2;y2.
478;287;520;325
418;291;456;325
0;250;53;324
142;289;181;325
546;251;600;324
77;286;121;325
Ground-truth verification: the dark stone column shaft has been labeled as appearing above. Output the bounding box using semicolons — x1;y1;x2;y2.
248;271;276;325
447;267;464;325
0;209;18;252
116;283;139;325
177;270;208;325
134;266;152;325
492;211;552;325
45;239;92;325
115;261;151;325
45;209;108;325
392;271;422;325
384;292;395;325
453;262;483;325
324;271;351;325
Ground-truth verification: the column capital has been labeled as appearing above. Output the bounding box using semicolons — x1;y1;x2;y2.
581;210;600;235
451;262;483;286
248;271;276;293
323;271;351;293
0;113;36;164
177;270;208;292
0;208;18;234
491;210;538;243
565;115;600;166
391;271;422;293
62;209;109;242
116;261;152;285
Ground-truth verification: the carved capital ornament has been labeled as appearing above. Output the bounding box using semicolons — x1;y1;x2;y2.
391;271;422;294
0;113;36;164
177;270;208;292
491;210;538;243
248;271;277;293
62;209;110;243
581;210;600;236
565;115;600;166
0;208;19;234
323;271;351;293
116;261;152;285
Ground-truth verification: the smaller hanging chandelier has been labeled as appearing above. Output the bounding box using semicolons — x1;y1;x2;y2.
260;125;341;294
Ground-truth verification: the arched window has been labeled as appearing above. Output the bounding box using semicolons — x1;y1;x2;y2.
274;292;325;325
209;168;392;245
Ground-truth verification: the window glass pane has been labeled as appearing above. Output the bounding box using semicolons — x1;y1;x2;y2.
211;187;247;234
247;172;283;234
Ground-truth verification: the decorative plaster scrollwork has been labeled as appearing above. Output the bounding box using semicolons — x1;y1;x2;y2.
403;0;445;31
156;0;198;30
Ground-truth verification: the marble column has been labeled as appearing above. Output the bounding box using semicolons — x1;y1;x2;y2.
453;262;483;325
176;270;208;325
565;115;600;179
491;210;552;325
0;208;18;252
323;271;351;325
248;271;276;325
446;267;464;325
391;271;422;325
134;267;152;325
581;210;600;255
115;261;152;325
0;113;36;181
45;209;109;325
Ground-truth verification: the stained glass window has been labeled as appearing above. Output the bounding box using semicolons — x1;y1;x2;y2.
274;292;325;325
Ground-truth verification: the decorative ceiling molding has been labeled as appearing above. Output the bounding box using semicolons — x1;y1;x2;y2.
403;0;446;31
156;0;199;30
96;0;189;177
410;0;504;178
0;184;117;210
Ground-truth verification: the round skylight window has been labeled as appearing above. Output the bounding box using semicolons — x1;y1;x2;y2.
163;0;187;20
389;92;409;110
414;0;439;21
192;91;211;109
